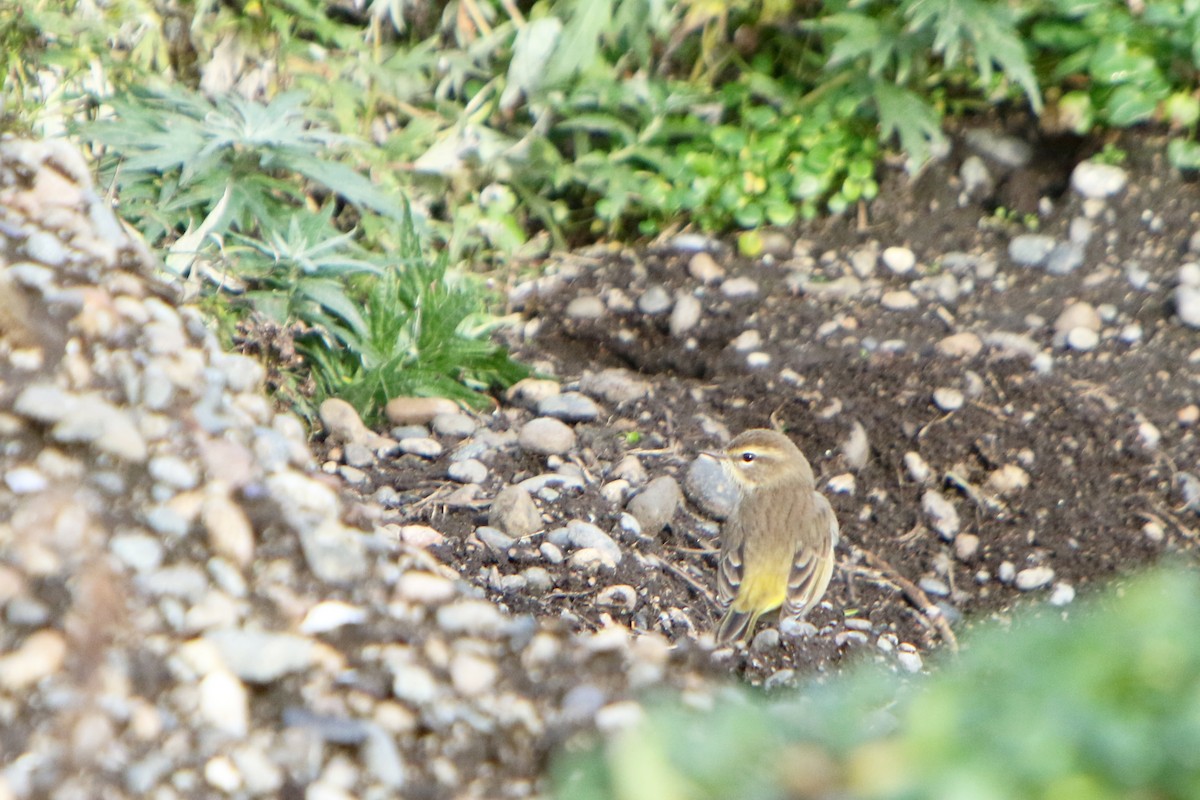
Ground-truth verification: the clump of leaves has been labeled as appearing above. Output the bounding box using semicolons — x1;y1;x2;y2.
85;86;402;255
301;210;529;423
1026;0;1200;169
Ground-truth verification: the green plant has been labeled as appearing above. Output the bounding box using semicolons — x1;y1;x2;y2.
1027;0;1200;169
86;87;402;253
553;566;1200;799
300;210;530;422
809;0;1042;171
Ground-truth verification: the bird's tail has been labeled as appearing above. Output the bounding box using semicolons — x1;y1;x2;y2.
715;607;761;645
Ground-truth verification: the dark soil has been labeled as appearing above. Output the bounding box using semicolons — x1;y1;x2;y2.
322;121;1200;685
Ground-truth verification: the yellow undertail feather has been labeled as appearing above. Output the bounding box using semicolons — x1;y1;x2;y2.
715;569;790;644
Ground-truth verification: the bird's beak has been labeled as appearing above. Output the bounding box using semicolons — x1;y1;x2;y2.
701;449;726;461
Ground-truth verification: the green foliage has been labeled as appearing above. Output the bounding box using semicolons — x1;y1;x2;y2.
553;565;1200;800
86;87;401;248
300;210;530;422
1024;0;1200;170
80;81;526;415
12;0;1200;245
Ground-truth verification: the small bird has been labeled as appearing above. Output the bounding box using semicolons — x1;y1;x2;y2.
711;428;839;644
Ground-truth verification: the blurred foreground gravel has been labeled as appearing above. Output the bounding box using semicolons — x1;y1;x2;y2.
0;139;721;798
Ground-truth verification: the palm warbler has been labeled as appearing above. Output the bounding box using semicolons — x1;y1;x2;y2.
711;429;839;644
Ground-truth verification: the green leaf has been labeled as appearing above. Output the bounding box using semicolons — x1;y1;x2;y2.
1088;40;1161;86
1168;139;1200;170
873;82;946;173
905;0;1042;112
545;0;615;87
1104;84;1159;126
501;16;563;109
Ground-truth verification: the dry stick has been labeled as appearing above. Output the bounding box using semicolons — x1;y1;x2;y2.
651;553;722;612
853;546;960;653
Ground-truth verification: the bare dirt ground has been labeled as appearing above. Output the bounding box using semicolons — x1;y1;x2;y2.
321;119;1200;687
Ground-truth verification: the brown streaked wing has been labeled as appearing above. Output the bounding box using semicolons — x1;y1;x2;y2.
717;535;744;605
782;494;838;620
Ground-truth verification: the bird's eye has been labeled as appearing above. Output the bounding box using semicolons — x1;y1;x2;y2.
740;452;755;463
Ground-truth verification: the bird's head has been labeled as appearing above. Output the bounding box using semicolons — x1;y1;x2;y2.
711;429;814;490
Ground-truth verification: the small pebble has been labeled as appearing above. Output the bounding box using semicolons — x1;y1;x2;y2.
595;585;638;613
903;452;933;484
476;526;516;555
826;473;856;495
385;396;459;426
720;276;759;299
537;392;601;423
398;437;443;459
896;649;923;674
984;464;1030;496
881;246;916;275
922;490;960;540
954;533;980;561
936;332;983;359
670;293;703;337
1015;566;1055;591
488;485;542;537
637;284;672;315
1071;161;1128;199
932;388;964;412
566;295;606;320
431;413;477;438
518;417;576;456
448;459;488;485
688;252;725;284
880;290;919;311
626;475;682;534
1049;583;1076;606
1008;234;1056;267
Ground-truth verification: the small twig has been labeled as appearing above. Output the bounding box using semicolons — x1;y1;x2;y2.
649;553;721;611
855;546;959;653
945;469;1009;516
1146;502;1199;539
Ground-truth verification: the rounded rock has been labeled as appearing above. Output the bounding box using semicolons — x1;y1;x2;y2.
518;417;577;456
720;276;760;299
688;252;725;284
1175;285;1200;329
1008;234;1056;267
880;290;919;311
566;295;606;320
922;489;960;541
488;485;542;537
1015;566;1055;591
398;437;444;459
626;475;682;534
595;584;638;613
385;397;459;426
448;458;488;485
936;332;983;359
669;293;703;337
932;388;964;412
1071;161;1128;199
579;369;651;404
1065;327;1100;351
637;284;672;315
319;399;371;445
505;378;561;409
431;413;477;438
881;246;917;275
1054;301;1101;335
537;392;601;423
